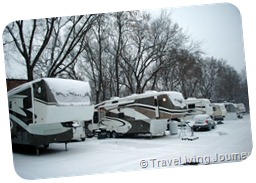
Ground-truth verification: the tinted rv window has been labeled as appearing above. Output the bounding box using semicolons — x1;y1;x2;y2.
93;111;99;124
136;97;155;106
15;88;32;109
188;104;195;109
23;95;32;109
33;80;56;103
159;95;171;108
159;94;184;110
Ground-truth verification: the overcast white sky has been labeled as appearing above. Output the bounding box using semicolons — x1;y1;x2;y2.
3;3;246;78
166;3;246;72
148;3;246;72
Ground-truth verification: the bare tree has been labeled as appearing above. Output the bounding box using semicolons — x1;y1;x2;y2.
4;18;56;80
215;63;242;102
4;14;98;80
41;15;98;78
120;11;186;94
198;57;223;99
77;14;111;103
108;11;139;96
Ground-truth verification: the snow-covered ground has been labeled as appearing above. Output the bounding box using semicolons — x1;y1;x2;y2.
13;114;252;180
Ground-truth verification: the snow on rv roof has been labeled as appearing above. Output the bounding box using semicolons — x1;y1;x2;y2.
142;91;186;108
44;78;91;96
166;91;186;108
8;78;91;105
44;78;91;105
96;91;186;108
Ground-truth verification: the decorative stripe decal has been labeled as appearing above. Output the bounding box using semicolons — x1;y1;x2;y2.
103;117;127;127
9;109;32;125
125;103;187;114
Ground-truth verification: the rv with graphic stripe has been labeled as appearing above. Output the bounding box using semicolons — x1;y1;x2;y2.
8;78;94;153
87;91;189;138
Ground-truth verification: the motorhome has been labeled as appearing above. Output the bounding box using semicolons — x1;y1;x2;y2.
235;103;246;118
224;102;238;120
8;78;94;153
212;103;227;121
87;91;189;138
185;98;213;118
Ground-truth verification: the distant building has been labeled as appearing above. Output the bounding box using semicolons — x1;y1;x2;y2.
6;79;28;91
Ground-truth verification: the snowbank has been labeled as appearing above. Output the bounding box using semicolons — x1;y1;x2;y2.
12;115;252;180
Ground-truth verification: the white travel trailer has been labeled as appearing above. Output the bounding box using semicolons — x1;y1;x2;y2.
87;91;189;138
224;102;238;120
8;78;94;153
185;98;213;118
212;103;227;121
235;103;246;118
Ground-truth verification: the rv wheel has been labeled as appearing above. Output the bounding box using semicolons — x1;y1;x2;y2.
106;131;112;138
81;138;86;141
43;144;49;149
111;131;117;138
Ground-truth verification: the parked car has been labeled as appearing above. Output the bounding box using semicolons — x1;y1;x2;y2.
192;114;216;131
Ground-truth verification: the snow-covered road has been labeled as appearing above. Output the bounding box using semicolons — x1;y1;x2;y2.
13;114;252;180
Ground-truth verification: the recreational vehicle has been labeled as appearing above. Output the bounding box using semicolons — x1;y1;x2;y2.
212;103;227;121
185;98;213;119
224;102;238;120
235;103;246;118
8;78;94;152
87;91;189;138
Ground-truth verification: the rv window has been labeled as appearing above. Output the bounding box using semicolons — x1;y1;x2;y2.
188;104;195;109
23;96;32;109
22;88;32;109
137;97;155;106
118;113;125;118
197;105;206;108
33;82;48;102
93;111;99;124
154;98;158;106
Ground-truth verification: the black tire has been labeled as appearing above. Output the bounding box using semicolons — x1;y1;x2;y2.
43;144;49;149
208;125;212;131
212;123;216;129
106;131;112;138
